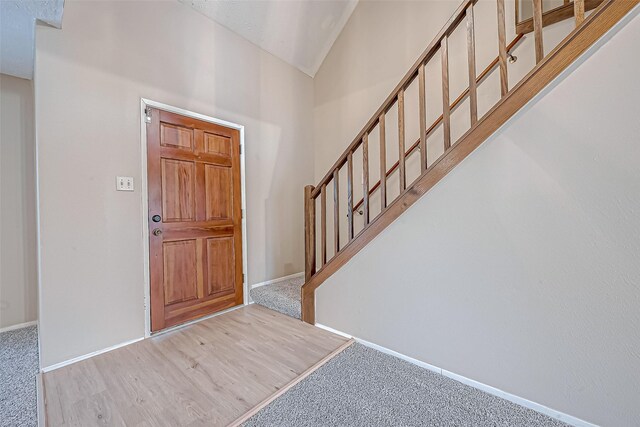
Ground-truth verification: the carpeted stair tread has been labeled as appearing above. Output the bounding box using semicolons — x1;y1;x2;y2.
250;276;303;319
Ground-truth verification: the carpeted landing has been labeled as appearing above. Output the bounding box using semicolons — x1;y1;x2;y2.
244;343;568;427
250;275;304;319
0;325;39;427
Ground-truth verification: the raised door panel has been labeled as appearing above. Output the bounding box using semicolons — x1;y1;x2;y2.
163;240;198;305
161;159;195;222
205;133;232;157
161;123;193;150
204;165;232;220
206;237;235;297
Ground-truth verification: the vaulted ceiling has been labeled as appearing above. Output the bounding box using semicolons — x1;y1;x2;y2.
179;0;359;77
0;0;64;79
1;0;357;80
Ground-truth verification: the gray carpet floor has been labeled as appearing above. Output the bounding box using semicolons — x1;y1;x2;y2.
250;276;304;319
244;343;567;427
0;325;39;427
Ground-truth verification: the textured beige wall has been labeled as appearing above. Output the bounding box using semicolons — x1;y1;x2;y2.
35;0;313;368
0;74;38;330
315;6;640;427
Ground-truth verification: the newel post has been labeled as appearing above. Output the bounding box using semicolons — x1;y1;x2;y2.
302;185;316;324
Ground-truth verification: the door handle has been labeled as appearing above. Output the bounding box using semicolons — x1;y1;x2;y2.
152;228;163;236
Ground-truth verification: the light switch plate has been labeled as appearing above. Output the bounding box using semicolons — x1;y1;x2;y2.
116;176;134;191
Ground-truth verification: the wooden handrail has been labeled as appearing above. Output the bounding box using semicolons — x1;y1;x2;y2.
352;33;524;213
302;0;638;324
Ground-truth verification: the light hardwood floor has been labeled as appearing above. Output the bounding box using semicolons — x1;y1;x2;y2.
43;305;350;426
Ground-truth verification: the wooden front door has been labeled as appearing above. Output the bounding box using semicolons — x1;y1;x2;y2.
147;108;243;332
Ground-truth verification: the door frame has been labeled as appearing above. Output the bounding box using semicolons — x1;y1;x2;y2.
140;98;249;337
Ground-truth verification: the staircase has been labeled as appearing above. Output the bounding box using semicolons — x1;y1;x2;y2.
250;276;304;319
301;0;638;324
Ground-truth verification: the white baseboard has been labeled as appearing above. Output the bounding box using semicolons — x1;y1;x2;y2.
41;336;144;373
250;272;304;289
0;320;38;334
315;323;352;339
441;369;596;427
315;323;596;427
36;373;45;426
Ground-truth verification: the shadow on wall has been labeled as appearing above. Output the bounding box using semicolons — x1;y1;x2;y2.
0;74;38;330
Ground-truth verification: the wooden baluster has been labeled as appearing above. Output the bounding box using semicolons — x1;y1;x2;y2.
533;0;544;63
347;151;354;240
574;0;585;26
379;112;387;210
441;36;451;150
333;169;340;254
466;4;478;125
320;184;327;265
362;134;370;226
304;185;316;282
398;89;406;191
418;64;427;173
497;0;508;97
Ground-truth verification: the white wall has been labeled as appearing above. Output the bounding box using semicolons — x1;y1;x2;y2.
316;9;640;427
35;0;313;368
0;74;38;330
